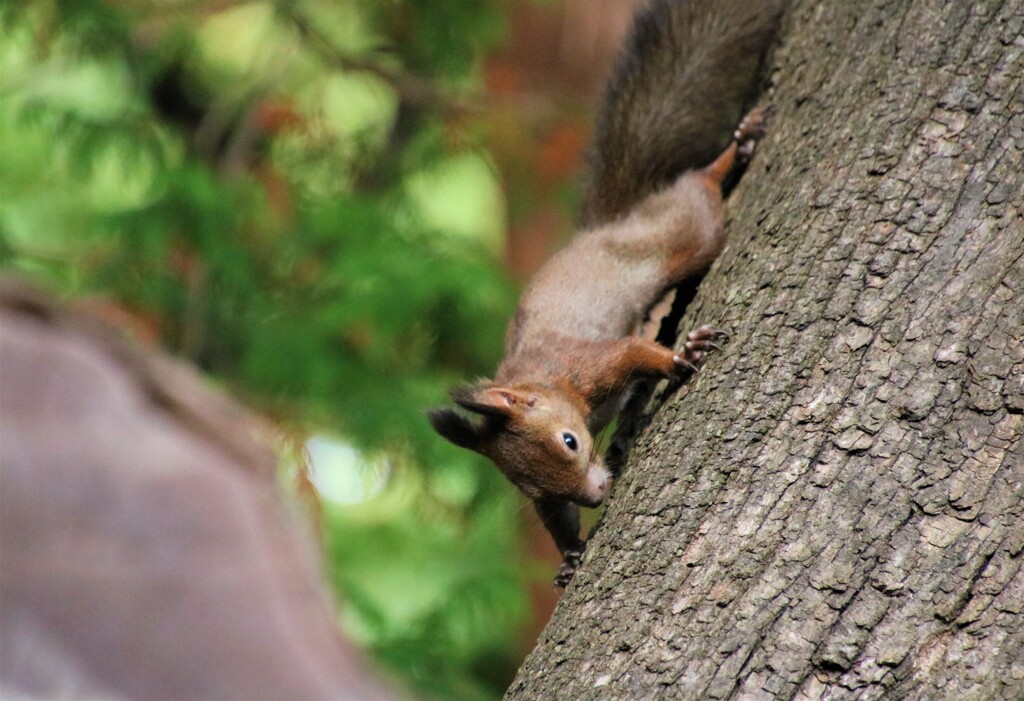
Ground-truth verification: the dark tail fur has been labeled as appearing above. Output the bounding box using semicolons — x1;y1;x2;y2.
582;0;785;226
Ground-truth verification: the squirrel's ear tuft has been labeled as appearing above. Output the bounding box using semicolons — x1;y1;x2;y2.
449;384;507;418
426;407;489;450
429;384;516;450
451;384;532;418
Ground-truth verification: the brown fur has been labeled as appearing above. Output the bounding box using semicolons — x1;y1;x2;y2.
429;0;784;587
428;111;765;574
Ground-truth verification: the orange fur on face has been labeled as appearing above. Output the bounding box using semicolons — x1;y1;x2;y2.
430;383;609;506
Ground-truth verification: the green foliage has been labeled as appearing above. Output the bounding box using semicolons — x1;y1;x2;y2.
358;0;506;80
0;1;533;699
322;465;529;700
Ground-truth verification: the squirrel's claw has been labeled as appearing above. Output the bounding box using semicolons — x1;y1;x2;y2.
734;106;771;166
675;324;728;374
673;354;700;373
553;549;583;589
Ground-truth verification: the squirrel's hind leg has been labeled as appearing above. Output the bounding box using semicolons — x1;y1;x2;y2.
703;106;772;190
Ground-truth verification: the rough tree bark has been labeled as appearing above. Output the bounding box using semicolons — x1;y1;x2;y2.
506;1;1023;699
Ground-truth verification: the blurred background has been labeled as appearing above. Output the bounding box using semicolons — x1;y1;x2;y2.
0;0;640;698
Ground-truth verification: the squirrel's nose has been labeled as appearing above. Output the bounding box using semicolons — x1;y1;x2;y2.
581;466;612;507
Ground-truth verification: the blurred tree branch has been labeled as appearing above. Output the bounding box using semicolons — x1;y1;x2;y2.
282;7;480;116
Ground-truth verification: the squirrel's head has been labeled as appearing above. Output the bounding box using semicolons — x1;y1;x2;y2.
427;384;611;507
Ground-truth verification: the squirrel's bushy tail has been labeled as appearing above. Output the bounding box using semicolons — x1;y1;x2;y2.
583;0;785;226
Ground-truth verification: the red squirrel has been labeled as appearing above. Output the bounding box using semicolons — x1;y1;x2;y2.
429;0;784;587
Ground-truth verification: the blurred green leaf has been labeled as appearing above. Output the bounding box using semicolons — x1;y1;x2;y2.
0;2;528;699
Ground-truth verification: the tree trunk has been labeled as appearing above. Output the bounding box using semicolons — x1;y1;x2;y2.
506;0;1024;699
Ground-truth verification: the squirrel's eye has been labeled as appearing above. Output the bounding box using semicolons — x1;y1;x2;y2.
561;432;579;452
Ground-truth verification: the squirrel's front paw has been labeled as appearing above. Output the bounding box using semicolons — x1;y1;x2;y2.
673;324;728;373
553;549;583;589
